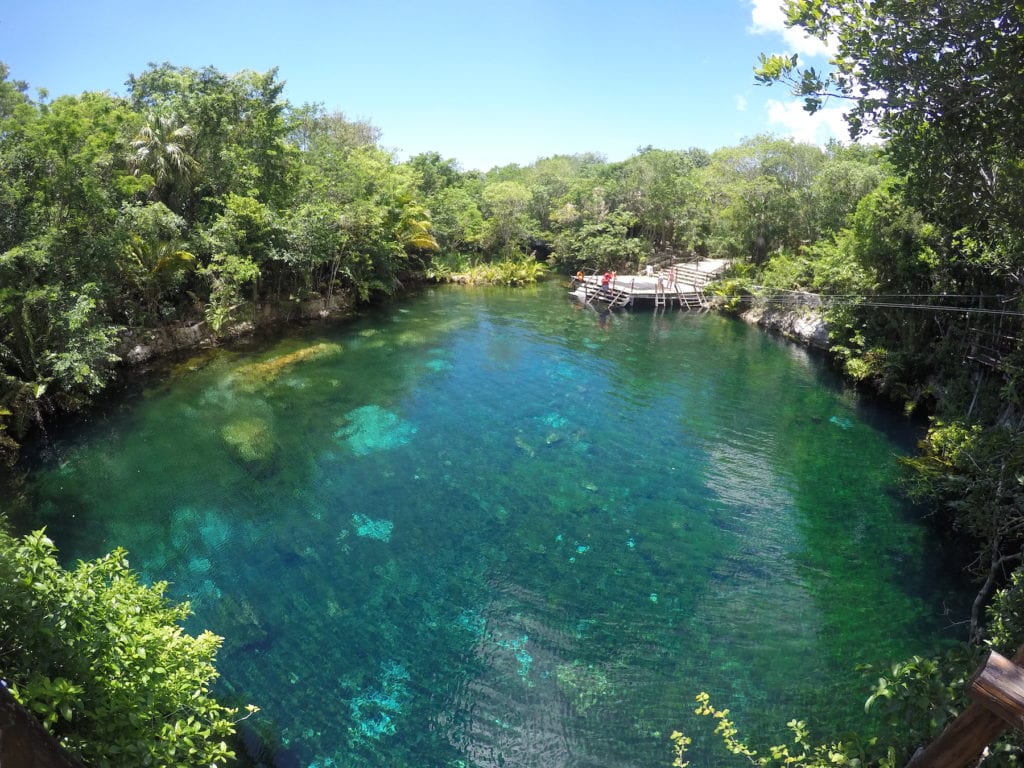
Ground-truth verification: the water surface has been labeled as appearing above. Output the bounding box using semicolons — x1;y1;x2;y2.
12;281;966;767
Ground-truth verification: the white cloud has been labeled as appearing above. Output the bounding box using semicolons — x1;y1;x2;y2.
735;94;748;112
748;0;833;58
765;98;849;144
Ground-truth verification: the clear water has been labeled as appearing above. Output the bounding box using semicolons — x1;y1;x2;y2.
9;281;967;768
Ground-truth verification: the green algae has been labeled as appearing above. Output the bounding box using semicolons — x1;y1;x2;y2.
233;342;342;391
555;661;613;715
221;417;274;461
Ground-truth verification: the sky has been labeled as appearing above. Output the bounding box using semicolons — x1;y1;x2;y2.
0;0;848;171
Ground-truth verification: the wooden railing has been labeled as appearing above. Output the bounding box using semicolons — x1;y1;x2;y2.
0;682;84;768
907;645;1024;768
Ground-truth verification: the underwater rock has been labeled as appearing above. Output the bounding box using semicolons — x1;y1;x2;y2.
395;330;426;346
164;348;221;382
233;342;342;391
454;609;487;638
198;508;232;549
348;662;410;743
496;634;533;680
352;513;394;542
425;358;453;372
542;412;568;429
335;405;417;456
514;435;536;458
212;593;268;655
221;417;275;462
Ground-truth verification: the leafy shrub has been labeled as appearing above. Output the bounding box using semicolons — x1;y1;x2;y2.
0;528;251;768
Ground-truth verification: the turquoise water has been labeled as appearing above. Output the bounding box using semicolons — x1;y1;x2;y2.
10;281;967;767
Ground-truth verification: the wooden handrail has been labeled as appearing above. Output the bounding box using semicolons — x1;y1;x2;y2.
0;682;84;768
907;644;1024;768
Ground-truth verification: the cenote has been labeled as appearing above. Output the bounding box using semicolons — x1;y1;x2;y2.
8;279;967;768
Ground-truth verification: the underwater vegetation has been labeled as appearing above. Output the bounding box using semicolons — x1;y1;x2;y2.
555;661;614;715
232;342;342;391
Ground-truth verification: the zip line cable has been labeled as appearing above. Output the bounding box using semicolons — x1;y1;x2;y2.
721;293;1024;318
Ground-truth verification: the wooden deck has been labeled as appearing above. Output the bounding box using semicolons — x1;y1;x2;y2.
569;259;729;310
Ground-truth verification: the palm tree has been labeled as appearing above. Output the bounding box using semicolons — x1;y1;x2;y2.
129;112;199;212
393;195;439;253
124;235;196;318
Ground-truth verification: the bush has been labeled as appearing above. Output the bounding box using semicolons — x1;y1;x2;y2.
0;527;250;768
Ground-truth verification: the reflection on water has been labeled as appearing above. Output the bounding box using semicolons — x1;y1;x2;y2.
12;281;967;768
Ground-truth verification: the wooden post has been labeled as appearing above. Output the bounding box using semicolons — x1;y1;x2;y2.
968;650;1024;732
906;645;1024;768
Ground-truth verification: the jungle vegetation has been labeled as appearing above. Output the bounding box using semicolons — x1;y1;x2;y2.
3;0;1024;762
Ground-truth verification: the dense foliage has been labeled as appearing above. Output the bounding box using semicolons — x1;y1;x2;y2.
673;2;1024;766
5;4;1024;757
0;527;249;767
0;57;899;466
752;0;1024;629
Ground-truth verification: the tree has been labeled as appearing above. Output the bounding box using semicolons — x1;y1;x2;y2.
756;0;1024;280
848;179;940;293
550;209;649;272
0;278;121;438
0;528;248;768
904;421;1024;642
116;202;195;322
407;151;462;197
807;152;885;236
427;186;484;255
607;148;710;252
702;137;826;263
197;195;279;331
0;62;30;119
287;105;380;154
481;180;535;257
128;112;199;212
126;64;295;217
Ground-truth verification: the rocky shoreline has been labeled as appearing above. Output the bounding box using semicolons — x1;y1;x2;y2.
739;296;830;351
117;293;355;366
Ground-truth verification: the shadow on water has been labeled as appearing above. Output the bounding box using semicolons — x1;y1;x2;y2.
5;281;972;768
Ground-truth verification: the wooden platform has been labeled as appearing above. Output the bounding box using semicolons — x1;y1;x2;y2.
569;259;729;310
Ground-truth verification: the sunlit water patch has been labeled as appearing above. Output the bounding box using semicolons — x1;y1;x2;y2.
9;281;969;768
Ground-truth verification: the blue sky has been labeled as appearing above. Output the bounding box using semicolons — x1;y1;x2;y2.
0;0;846;170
